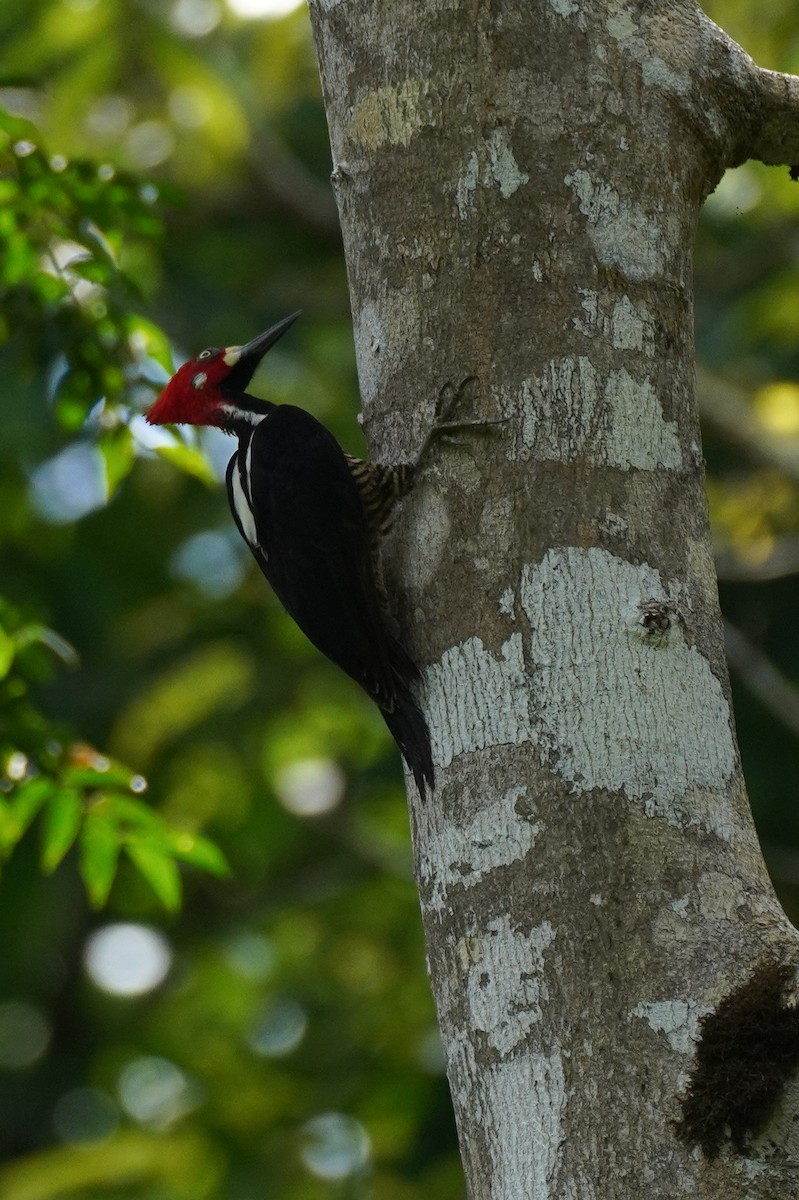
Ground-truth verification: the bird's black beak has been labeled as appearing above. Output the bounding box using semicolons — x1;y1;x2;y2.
239;311;302;361
222;310;302;394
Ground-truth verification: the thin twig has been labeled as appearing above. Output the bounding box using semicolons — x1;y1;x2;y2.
698;368;799;484
724;620;799;737
715;536;799;582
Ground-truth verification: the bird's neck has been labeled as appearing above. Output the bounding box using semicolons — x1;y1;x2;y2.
219;392;274;437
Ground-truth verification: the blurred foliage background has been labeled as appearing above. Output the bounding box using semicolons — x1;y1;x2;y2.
0;0;798;1197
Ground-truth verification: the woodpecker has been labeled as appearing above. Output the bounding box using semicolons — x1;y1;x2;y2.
146;312;434;796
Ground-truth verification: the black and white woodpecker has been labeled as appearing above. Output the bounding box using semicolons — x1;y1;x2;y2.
146;312;434;796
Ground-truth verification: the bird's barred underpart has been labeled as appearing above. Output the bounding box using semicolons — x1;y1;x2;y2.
344;457;415;621
344;457;415;537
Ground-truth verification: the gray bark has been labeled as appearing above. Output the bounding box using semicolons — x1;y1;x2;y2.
308;2;799;1196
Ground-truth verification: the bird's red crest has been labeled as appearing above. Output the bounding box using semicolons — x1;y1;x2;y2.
146;353;231;427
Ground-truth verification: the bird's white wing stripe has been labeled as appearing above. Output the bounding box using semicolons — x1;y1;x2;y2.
231;463;259;547
244;438;255;504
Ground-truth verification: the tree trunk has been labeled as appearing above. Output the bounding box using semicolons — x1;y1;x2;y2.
308;2;799;1195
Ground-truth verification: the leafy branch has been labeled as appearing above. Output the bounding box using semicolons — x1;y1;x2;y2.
0;600;227;908
0;105;213;496
0;110;227;908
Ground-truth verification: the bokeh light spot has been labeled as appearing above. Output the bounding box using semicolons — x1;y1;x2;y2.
53;1087;118;1144
171;529;247;598
227;0;304;14
30;443;106;523
126;121;175;170
84;924;172;996
300;1112;371;1180
6;752;29;781
84;94;134;140
224;931;276;980
118;1056;200;1128
129;413;176;451
0;1001;50;1069
755;381;799;436
171;0;221;36
274;758;346;817
202;426;238;481
249;997;307;1058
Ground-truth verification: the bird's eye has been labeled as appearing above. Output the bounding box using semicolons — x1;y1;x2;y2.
197;348;215;360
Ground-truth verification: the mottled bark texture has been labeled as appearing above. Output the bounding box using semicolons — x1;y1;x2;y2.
308;2;799;1196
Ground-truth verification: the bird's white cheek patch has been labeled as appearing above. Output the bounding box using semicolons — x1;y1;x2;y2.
231;468;259;547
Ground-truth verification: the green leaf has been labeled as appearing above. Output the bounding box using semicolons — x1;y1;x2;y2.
0;110;38;142
107;794;164;831
125;839;182;911
79;805;122;908
10;776;54;842
167;831;229;877
154;442;217;486
105;796;227;881
40;788;82;873
79;219;118;268
100;425;136;496
15;622;79;666
0;629;15;680
127;314;174;374
0;804;15;856
53;372;95;432
62;760;140;791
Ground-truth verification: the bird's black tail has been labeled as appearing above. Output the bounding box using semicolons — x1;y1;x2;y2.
381;641;434;798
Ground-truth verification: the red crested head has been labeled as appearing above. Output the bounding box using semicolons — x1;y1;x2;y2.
146;349;230;427
146;310;301;428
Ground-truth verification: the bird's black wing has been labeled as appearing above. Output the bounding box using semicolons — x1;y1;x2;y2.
226;405;397;706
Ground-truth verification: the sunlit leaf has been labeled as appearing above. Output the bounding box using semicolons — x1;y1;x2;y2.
79;802;122;908
0;1128;223;1200
80;218;118;268
167;831;229;877
0;628;15;680
40;787;82;873
13;622;79;666
53;371;97;432
0;802;16;855
100;424;136;496
127;314;174;374
154;442;217;486
61;760;134;790
0;109;38;142
106;794;164;829
125;839;182;911
9;777;54;843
